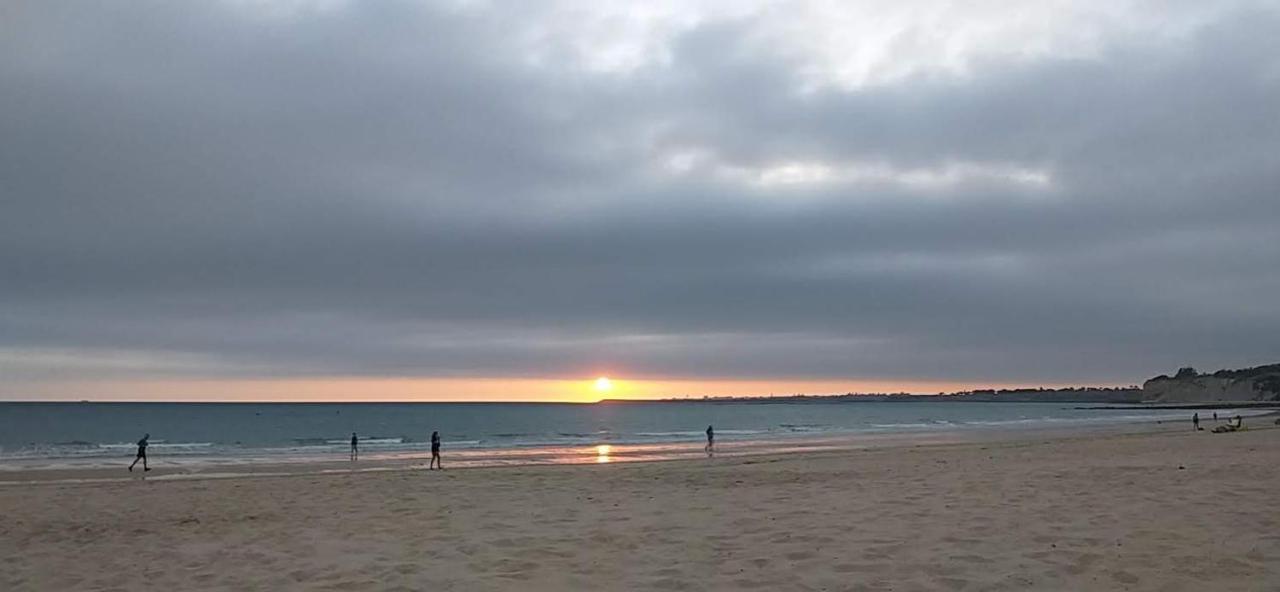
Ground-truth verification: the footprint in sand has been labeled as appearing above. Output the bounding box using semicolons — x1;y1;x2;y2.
1110;570;1140;585
934;576;970;590
650;576;695;590
392;563;419;575
1065;552;1102;575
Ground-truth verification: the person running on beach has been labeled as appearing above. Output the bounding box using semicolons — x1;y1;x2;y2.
705;425;715;456
350;432;359;461
429;431;442;470
1193;413;1200;431
128;433;150;472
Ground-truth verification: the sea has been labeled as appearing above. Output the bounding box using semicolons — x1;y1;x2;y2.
2;400;1259;473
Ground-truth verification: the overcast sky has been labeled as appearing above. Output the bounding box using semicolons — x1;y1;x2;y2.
2;0;1278;397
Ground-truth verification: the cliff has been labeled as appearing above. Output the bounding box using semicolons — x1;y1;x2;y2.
1142;364;1280;402
940;388;1141;403
603;387;1142;404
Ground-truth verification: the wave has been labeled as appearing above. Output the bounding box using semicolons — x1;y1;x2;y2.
0;440;220;460
5;402;1267;467
444;440;482;448
870;422;945;429
327;437;404;445
778;424;830;432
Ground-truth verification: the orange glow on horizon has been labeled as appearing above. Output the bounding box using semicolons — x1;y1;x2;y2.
0;376;1119;403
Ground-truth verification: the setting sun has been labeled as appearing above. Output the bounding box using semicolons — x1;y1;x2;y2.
594;376;613;392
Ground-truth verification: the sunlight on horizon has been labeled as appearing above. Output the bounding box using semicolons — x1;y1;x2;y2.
0;376;1111;403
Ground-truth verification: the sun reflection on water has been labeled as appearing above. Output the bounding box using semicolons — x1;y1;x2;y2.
595;444;612;463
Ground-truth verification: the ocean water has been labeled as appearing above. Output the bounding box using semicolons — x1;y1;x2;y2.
0;400;1238;472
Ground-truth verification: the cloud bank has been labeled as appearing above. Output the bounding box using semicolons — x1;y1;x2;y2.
2;0;1278;390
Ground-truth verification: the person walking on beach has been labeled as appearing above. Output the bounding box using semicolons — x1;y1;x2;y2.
705;425;715;456
429;431;442;470
350;432;359;461
128;433;150;472
1193;413;1200;431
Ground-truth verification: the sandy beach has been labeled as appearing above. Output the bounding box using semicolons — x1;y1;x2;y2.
3;424;1277;591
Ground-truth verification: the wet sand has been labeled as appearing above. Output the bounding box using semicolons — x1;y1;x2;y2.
2;424;1277;591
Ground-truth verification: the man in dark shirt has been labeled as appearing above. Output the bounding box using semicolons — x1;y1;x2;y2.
429;431;442;470
705;425;714;456
128;434;150;472
350;432;359;461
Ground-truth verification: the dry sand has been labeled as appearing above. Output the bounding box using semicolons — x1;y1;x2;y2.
2;425;1278;591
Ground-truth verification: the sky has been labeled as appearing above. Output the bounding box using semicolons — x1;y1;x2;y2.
2;0;1278;401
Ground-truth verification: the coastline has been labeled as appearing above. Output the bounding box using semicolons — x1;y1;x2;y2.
4;421;1277;590
6;401;1272;481
0;417;1218;486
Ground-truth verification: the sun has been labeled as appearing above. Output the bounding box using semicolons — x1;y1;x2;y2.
594;376;613;392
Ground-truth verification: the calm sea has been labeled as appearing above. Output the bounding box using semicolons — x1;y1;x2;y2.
0;401;1226;471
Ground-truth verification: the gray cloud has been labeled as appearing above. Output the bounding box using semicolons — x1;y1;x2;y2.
2;1;1279;389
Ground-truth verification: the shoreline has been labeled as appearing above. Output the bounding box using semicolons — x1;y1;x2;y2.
7;401;1270;477
0;418;1228;486
4;420;1278;590
1080;402;1280;410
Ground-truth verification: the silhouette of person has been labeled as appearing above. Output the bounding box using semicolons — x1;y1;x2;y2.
1212;412;1217;422
705;425;714;456
1193;413;1200;431
128;434;150;472
350;432;358;461
429;431;442;470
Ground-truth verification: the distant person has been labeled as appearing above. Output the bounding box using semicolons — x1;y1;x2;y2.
128;433;150;472
1213;415;1245;433
705;425;714;456
1193;413;1200;431
429;431;442;470
1213;412;1218;422
350;432;359;461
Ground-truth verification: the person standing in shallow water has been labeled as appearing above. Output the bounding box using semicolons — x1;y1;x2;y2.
1193;413;1200;431
350;432;358;461
128;433;150;472
429;431;442;470
705;425;714;456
